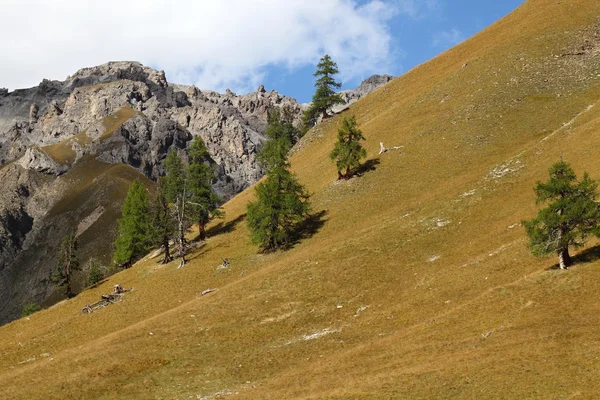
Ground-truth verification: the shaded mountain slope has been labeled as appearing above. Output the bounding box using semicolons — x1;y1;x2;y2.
2;0;600;398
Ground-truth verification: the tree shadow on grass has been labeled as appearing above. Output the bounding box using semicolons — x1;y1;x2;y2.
206;214;246;238
545;245;600;270
355;158;380;176
288;210;328;249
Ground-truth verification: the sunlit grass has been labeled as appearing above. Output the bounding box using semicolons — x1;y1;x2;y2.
2;1;600;398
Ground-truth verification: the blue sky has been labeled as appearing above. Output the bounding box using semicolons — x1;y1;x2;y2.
267;0;525;102
1;1;524;103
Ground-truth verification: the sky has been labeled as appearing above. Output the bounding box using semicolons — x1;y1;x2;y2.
0;0;524;103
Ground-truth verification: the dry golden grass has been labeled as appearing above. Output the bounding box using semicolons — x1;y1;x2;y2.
3;0;600;398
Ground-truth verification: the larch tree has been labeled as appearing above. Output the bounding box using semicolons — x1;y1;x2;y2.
151;176;175;264
330;115;367;180
303;54;345;128
187;136;223;241
52;231;81;298
113;180;152;268
523;160;600;269
247;110;311;252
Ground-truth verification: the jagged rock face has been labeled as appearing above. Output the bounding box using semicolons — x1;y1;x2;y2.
0;61;305;197
0;61;391;324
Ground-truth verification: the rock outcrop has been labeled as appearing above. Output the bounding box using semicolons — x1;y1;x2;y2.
331;74;394;113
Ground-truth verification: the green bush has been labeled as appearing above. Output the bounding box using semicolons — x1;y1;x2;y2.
21;302;41;318
85;259;106;287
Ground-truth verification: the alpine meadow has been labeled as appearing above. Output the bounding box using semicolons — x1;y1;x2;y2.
3;0;600;398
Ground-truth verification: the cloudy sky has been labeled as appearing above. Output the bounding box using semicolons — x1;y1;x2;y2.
1;0;524;102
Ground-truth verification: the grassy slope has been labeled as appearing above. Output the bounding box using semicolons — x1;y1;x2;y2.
2;0;600;398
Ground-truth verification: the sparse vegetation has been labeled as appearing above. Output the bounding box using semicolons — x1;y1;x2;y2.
51;231;80;298
20;302;41;318
330;115;367;180
523;160;600;269
303;54;345;128
85;259;105;287
113;180;152;267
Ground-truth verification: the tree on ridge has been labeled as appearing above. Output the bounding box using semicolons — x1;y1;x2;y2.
303;54;345;128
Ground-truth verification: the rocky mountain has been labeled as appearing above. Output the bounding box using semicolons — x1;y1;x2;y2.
0;61;392;324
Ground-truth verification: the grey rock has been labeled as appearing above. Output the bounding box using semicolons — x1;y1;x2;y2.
331;74;394;113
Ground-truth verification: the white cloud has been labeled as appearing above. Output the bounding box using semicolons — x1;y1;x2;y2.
396;0;441;19
432;28;465;48
0;0;404;94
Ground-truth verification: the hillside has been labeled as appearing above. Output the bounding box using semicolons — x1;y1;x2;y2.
0;62;389;324
2;0;600;398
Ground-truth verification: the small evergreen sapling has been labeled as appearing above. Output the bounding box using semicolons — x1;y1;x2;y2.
85;259;105;287
330;115;367;180
21;302;41;318
523;161;600;269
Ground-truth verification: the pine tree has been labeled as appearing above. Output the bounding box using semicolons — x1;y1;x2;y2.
164;151;190;267
523;160;600;269
330;115;367;180
303;54;345;127
187;137;223;241
52;231;81;297
247;111;311;252
151;176;175;264
113;180;152;267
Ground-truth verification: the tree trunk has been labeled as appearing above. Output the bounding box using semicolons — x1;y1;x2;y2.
177;189;186;268
198;222;206;241
557;247;572;270
65;248;72;298
162;235;172;264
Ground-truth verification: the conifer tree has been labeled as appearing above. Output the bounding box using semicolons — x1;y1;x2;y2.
330;115;367;180
187;137;222;240
52;231;80;297
151;176;175;264
113;180;152;267
303;54;345;127
247;111;311;252
164;151;189;267
523;160;600;269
